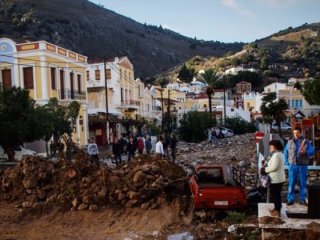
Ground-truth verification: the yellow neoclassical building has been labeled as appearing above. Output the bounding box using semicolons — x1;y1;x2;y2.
0;38;88;148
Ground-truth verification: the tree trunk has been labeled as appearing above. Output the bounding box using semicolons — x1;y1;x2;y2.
3;146;15;161
208;94;212;114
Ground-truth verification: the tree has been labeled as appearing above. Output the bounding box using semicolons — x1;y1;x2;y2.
199;69;218;114
178;111;216;142
302;77;320;105
178;64;195;83
0;86;80;160
0;87;47;160
260;92;288;138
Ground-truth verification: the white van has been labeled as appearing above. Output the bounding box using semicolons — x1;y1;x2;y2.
0;145;36;161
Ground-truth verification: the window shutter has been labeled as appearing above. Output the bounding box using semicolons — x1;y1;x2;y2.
23;67;34;89
51;68;56;90
2;69;12;90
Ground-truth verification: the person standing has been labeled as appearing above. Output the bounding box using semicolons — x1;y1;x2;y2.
284;127;315;206
88;138;99;165
170;133;177;162
127;137;136;161
137;137;145;154
145;135;152;155
155;136;164;158
261;140;286;218
112;137;123;165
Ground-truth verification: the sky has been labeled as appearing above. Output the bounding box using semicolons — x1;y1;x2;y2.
91;0;320;43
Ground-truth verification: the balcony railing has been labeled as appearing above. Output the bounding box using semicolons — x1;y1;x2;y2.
58;89;86;101
121;100;140;106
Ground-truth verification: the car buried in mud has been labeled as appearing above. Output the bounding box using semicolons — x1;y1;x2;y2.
188;164;247;209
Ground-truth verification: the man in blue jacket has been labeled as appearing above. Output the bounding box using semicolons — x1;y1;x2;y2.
284;127;315;206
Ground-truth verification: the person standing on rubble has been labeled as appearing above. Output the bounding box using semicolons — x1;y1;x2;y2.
127;137;137;161
145;135;152;155
112;137;123;165
155;136;164;158
261;140;285;218
284;127;315;206
87;138;99;165
137;137;145;154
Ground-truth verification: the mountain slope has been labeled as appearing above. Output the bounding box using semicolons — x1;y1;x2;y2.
0;0;243;78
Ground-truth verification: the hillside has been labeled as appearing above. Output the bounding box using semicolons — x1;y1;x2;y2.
167;23;320;85
0;0;243;78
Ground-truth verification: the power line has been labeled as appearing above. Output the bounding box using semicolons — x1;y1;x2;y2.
0;53;86;65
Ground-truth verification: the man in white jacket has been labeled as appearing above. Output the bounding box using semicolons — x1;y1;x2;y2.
155;136;164;157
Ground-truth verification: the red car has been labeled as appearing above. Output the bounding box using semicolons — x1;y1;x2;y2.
189;164;247;209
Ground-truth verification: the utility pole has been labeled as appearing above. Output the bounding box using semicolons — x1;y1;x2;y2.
167;89;171;132
104;59;109;146
161;90;164;131
223;76;227;124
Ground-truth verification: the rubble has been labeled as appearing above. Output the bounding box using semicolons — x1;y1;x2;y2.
176;133;258;187
0;153;187;212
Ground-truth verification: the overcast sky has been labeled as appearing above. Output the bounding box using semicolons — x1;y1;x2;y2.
91;0;320;43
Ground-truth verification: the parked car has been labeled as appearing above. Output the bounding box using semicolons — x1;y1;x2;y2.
219;127;234;137
271;122;292;132
0;145;36;161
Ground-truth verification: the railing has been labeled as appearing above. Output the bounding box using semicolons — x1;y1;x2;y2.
58;89;86;101
121;100;140;106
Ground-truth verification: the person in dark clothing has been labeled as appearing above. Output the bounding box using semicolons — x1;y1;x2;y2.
170;134;177;162
112;137;123;165
127;137;136;161
145;135;152;155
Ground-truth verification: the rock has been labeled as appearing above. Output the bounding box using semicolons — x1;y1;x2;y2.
37;189;47;200
89;204;99;211
307;222;320;240
133;171;145;183
118;192;126;201
78;203;89;211
72;198;80;208
22;177;37;189
22;201;33;208
65;168;77;180
127;191;138;200
140;203;150;210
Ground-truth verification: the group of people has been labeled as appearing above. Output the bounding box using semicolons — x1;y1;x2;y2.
207;127;224;144
155;134;177;161
260;127;315;218
110;133;177;165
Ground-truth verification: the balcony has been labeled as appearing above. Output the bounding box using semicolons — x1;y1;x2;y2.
58;89;86;101
118;100;140;111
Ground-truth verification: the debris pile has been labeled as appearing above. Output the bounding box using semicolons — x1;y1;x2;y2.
176;133;257;188
0;154;187;212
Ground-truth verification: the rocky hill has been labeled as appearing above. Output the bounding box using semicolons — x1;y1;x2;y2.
166;23;320;85
0;0;243;78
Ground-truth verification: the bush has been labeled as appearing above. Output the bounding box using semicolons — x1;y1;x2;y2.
226;211;246;225
224;117;256;134
178;111;216;142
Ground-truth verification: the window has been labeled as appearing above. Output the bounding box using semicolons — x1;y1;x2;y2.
1;69;12;90
105;69;111;80
86;71;89;81
51;68;56;90
300;100;303;108
121;88;123;102
70;72;74;99
295;100;299;108
95;70;100;80
23;67;33;89
77;74;82;93
60;70;65;99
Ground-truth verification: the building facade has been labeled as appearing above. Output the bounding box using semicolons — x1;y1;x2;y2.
0;38;88;148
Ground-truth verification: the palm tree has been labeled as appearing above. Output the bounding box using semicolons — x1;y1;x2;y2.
260;92;288;138
199;69;217;114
